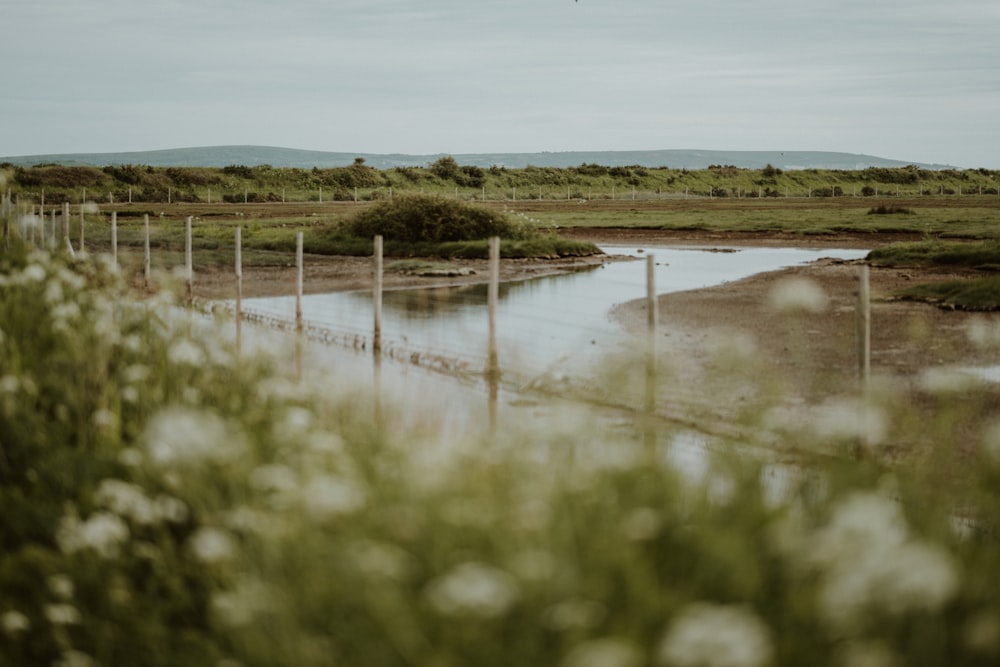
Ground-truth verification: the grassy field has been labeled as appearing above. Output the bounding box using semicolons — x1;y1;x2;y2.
4;161;1000;205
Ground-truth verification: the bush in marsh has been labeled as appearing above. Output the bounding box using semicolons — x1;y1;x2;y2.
345;194;529;243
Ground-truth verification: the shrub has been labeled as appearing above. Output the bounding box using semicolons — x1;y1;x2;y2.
429;156;461;181
868;204;914;215
345;195;526;243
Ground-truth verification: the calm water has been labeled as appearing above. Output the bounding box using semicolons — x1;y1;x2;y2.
242;244;869;375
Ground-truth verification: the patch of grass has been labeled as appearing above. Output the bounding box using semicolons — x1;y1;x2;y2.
896;275;1000;310
868;203;915;215
868;240;1000;268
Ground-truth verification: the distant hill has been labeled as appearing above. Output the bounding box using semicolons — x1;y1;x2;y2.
0;145;957;171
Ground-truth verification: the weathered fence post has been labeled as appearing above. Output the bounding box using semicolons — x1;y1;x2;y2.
62;202;70;246
79;202;85;252
235;227;243;348
373;235;383;354
185;216;193;302
295;232;304;332
856;264;871;391
111;211;118;268
143;214;151;287
487;235;501;432
645;253;658;448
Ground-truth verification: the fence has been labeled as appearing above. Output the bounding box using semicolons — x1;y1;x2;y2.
4;181;999;211
2;205;877;436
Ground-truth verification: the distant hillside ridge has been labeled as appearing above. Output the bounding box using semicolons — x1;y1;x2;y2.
0;145;958;171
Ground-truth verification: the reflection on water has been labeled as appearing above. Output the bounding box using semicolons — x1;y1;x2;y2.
242;244;868;376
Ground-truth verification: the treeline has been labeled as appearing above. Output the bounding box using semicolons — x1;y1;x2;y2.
3;157;999;204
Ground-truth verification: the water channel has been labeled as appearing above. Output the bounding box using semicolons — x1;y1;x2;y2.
235;244;870;477
243;244;869;379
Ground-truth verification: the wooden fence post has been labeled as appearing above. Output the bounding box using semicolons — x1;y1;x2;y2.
645;253;658;448
235;227;243;348
79;202;85;252
295;232;304;332
143;214;151;287
373;235;383;353
111;211;118;268
856;264;871;391
487;236;501;432
62;202;70;246
185;216;193;302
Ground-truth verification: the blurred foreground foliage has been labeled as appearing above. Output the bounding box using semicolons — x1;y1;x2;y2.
3;233;1000;666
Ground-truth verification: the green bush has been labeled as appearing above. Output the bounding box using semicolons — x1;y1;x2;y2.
345;195;526;243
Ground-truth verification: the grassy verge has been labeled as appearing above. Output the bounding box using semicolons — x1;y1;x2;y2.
868;240;1000;310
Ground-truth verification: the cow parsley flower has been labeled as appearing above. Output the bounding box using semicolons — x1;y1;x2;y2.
188;526;237;564
56;512;129;558
145;406;244;467
1;610;31;635
425;562;520;619
767;277;828;313
658;603;773;667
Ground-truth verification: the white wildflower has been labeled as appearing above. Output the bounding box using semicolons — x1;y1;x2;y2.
20;263;46;284
562;638;643;667
188;526;237;564
0;375;19;394
145;406;244;467
301;475;366;519
1;610;31;635
43;279;64;305
50;301;82;328
967;316;1000;348
658;603;773;667
47;574;75;600
123;364;150;384
44;603;81;625
56;512;129;558
876;541;958;615
917;366;981;393
809;493;959;630
250;464;298;494
425;562;520;619
543;598;607;632
767;277;828;313
91;408;117;431
167;338;206;366
212;578;274;627
809;398;888;447
95;479;156;524
118;448;143;468
56;267;85;291
153;495;189;523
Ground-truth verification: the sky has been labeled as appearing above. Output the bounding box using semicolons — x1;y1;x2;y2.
2;0;999;168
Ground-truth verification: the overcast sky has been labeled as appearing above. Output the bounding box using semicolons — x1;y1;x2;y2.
2;0;998;167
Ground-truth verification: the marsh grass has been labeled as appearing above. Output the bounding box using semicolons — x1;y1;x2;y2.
5;214;1000;666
